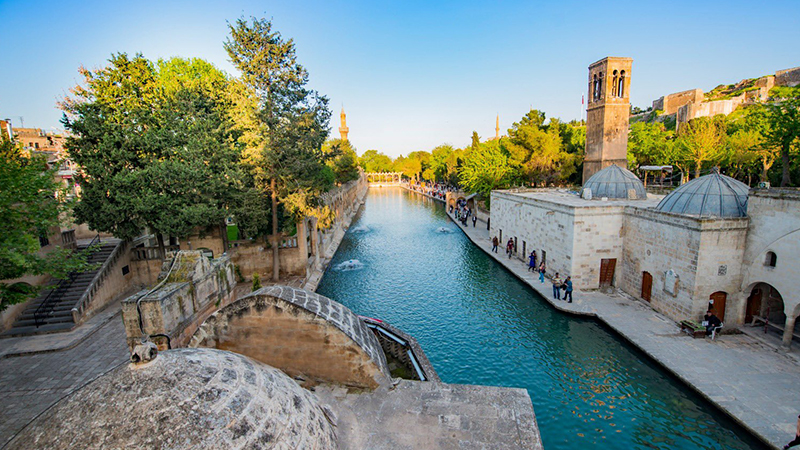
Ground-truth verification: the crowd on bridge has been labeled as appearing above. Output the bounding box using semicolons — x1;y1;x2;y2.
406;181;456;200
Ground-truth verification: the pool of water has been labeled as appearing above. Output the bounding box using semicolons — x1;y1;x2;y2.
317;188;766;450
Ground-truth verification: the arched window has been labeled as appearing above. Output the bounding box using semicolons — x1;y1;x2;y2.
592;74;598;101
612;70;619;98
618;71;626;97
765;251;777;267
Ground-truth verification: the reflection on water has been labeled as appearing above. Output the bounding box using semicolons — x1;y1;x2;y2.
317;188;766;450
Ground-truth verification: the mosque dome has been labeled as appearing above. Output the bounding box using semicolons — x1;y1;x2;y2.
581;164;647;200
656;171;749;218
6;348;337;450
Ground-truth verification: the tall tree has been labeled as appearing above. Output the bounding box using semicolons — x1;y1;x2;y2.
458;139;512;207
675;115;727;179
225;17;332;281
322;139;360;184
62;54;243;257
764;98;800;186
358;149;393;172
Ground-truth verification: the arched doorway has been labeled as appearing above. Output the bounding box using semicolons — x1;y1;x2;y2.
708;291;727;322
745;283;785;326
641;272;652;302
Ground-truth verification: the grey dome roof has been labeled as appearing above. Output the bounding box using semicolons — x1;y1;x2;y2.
6;348;337;450
581;164;647;200
656;171;749;217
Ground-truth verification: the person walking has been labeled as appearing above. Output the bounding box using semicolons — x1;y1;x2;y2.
784;415;800;449
506;238;514;259
528;251;537;272
472;215;477;227
492;236;499;253
564;276;573;303
552;273;563;300
538;262;546;283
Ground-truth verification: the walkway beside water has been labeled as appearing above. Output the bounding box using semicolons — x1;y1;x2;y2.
443;204;800;450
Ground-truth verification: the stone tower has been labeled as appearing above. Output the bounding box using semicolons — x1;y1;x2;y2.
339;107;349;141
495;114;500;139
583;57;633;184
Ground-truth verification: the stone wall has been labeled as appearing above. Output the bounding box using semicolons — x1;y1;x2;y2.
677;96;744;128
741;190;800;323
653;89;704;115
180;225;226;258
776;66;800;87
620;207;748;323
122;251;236;350
190;285;390;389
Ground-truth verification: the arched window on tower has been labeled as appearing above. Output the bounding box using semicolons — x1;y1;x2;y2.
592;74;598;101
612;70;619;98
618;71;626;97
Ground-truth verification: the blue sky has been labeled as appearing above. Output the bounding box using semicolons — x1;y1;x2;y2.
1;0;798;157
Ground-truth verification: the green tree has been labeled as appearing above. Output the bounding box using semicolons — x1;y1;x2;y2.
675;115;728;179
429;144;454;182
62;54;243;257
764;98;800;186
0;138;92;309
225;17;333;280
323;139;360;184
358;149;393;172
505;111;577;186
458;139;513;206
627;121;675;168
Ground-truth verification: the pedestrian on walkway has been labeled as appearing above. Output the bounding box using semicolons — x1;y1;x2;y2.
552;273;562;300
506;238;514;258
472;216;477;227
784;415;800;449
492;236;499;253
539;262;546;283
528;251;537;272
564;276;573;303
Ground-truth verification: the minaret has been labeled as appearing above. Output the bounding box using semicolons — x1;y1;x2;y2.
339;107;349;141
495;114;500;140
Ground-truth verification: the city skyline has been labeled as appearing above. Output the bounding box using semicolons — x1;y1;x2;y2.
1;0;798;157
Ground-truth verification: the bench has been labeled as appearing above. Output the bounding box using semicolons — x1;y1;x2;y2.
680;320;706;339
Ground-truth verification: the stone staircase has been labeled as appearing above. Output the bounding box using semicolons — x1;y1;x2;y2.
1;240;122;337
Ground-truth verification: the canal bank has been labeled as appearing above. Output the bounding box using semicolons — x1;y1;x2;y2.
436;190;799;450
318;187;769;450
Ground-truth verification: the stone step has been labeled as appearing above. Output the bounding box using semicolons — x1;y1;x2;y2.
0;321;75;337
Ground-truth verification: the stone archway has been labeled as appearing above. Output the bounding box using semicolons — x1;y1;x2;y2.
744;282;796;349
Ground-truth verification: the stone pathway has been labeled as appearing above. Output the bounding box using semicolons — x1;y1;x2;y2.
447;208;798;449
0;313;129;447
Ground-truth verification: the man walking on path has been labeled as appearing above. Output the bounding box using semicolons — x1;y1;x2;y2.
552;273;562;300
492;236;499;253
784;415;800;449
564;276;573;303
472;216;477;227
506;238;514;259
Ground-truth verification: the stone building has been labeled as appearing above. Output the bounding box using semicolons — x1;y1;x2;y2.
339;107;349;141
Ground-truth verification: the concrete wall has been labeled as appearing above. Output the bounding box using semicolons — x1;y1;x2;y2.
741;190;800;322
190;286;390;389
620;207;748;323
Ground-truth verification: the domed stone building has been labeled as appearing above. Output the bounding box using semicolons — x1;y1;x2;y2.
581;164;648;200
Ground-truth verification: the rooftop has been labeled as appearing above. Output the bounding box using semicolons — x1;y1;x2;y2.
496;188;663;209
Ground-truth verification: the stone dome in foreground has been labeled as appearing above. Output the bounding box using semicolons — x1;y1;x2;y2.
6;348;337;450
581;164;647;200
656;171;749;218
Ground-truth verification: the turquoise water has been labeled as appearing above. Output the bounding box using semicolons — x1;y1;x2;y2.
317;188;766;450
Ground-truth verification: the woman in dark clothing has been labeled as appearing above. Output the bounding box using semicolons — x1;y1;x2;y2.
528;251;537;272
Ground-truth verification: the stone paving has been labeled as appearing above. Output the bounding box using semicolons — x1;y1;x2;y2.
447;207;799;450
0;313;129;447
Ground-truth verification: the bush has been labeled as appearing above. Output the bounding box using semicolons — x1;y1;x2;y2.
252;273;261;291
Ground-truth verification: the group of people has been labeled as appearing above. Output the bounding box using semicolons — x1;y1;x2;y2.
489;239;574;303
451;198;477;228
407;181;454;200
